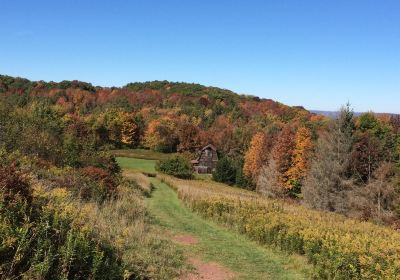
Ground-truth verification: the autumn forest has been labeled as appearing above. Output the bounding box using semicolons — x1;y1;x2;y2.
1;74;400;279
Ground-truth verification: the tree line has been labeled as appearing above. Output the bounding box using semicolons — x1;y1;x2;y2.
252;105;400;225
1;75;400;226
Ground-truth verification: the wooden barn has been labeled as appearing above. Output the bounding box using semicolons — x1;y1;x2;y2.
191;144;218;174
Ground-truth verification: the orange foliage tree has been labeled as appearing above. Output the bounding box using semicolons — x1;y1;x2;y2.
243;132;269;182
143;117;178;152
272;126;296;190
143;119;162;150
287;127;313;187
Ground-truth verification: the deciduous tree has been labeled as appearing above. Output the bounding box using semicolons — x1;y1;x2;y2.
243;132;269;182
272;126;296;189
120;113;139;147
257;160;286;198
287;127;313;187
176;118;201;153
143;117;178;152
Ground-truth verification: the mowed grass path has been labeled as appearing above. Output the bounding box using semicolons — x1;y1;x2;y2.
116;156;157;173
119;156;310;280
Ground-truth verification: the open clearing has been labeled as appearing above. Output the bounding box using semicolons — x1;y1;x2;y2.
113;148;175;160
116;156;157;173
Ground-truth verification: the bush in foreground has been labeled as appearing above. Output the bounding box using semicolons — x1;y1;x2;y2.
156;155;193;179
0;159;186;280
0;164;122;279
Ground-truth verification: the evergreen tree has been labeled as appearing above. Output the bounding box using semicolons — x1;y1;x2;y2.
156;156;193;179
213;157;236;185
303;105;355;213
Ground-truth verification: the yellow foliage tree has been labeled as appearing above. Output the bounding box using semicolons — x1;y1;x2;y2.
143;119;162;150
120;113;138;146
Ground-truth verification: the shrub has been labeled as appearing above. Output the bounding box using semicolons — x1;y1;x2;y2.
156;155;193;179
79;166;119;201
0;163;32;206
0;161;186;280
80;152;121;176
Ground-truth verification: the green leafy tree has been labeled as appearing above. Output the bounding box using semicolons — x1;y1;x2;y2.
63;134;81;167
235;158;254;189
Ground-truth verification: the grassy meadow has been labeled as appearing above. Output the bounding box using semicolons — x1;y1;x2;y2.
161;174;400;279
116;156;157;173
147;178;311;280
115;154;400;279
116;155;310;279
112;148;176;160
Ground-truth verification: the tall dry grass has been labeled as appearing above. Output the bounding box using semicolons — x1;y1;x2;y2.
160;174;400;279
86;179;186;279
122;170;153;196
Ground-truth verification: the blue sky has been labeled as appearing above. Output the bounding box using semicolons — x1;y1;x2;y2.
1;0;399;113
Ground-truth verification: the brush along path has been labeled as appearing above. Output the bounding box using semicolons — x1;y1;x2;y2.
147;177;309;280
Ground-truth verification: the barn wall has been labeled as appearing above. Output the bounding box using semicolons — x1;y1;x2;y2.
192;146;218;174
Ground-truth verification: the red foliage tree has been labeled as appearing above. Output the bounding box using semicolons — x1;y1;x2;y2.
176;119;202;153
0;164;32;206
80;166;117;198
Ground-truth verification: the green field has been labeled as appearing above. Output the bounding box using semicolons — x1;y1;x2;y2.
117;156;310;279
112;148;175;160
116;157;157;173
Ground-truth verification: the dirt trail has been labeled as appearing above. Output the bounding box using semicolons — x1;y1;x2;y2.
174;234;236;280
182;257;237;280
174;234;199;245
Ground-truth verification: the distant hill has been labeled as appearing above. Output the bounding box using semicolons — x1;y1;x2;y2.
310;110;361;118
0;74;322;157
311;110;398;118
0;75;314;126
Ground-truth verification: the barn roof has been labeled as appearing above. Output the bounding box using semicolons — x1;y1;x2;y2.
191;144;218;165
201;144;217;151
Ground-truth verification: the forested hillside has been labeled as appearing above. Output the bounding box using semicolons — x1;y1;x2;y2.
1;74;400;279
0;74;322;187
1;74;400;226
